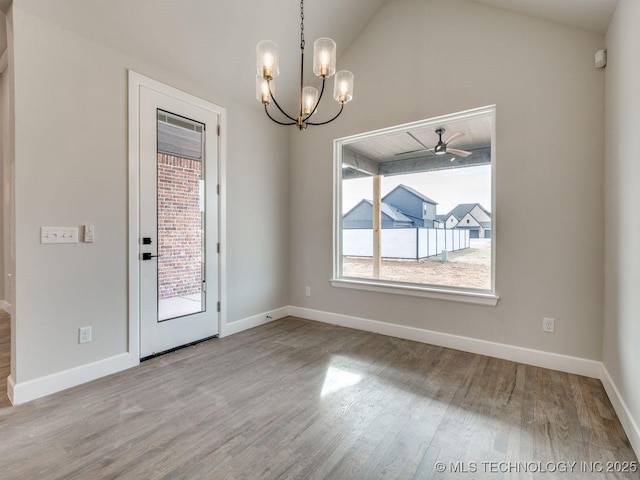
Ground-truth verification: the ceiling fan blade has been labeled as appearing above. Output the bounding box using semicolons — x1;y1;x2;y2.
395;148;435;158
447;148;472;157
395;148;426;156
407;132;432;151
444;131;465;146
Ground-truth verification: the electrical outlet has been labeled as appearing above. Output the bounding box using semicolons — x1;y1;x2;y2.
543;317;555;333
305;287;311;297
79;326;92;344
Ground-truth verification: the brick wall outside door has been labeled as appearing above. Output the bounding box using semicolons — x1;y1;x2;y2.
157;153;203;299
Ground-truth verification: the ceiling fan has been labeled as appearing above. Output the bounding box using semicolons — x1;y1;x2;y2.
406;128;473;159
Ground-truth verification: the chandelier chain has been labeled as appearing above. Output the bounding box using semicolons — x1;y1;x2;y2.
300;0;305;50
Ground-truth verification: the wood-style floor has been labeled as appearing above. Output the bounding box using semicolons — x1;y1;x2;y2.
0;316;637;479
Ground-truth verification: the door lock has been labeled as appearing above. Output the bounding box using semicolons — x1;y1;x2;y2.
142;252;160;260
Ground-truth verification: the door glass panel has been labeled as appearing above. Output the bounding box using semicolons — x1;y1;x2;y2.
156;110;206;321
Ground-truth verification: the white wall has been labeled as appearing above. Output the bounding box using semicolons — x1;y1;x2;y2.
603;0;640;452
289;0;605;360
9;6;289;384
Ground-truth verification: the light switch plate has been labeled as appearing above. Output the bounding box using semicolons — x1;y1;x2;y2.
41;227;79;244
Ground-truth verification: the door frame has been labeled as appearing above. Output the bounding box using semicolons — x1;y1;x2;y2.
128;70;227;360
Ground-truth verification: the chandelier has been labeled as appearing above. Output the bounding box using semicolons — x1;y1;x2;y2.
255;0;354;130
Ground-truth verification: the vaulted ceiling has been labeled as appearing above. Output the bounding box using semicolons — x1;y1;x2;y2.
3;0;619;108
13;0;388;107
471;0;617;34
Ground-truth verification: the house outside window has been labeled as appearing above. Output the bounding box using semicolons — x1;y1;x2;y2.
333;106;497;305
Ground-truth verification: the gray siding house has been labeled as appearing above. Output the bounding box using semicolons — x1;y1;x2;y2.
343;199;414;229
343;186;492;237
444;203;492;238
382;185;438;227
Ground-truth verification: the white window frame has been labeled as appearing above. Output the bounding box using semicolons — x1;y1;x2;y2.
331;105;498;306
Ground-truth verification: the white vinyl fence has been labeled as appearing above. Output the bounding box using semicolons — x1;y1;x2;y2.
343;228;470;260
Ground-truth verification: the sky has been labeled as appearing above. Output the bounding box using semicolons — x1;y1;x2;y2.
342;165;492;215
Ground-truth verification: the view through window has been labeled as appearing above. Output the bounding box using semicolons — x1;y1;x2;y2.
336;106;495;294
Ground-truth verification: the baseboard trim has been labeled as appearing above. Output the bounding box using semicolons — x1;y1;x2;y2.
600;365;640;456
221;306;290;337
6;374;15;405
289;306;602;379
8;352;139;405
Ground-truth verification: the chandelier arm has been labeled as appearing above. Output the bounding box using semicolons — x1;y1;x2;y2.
267;80;297;122
264;105;296;126
302;76;326;122
306;103;345;126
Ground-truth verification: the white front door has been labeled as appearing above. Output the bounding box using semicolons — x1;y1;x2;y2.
138;83;219;358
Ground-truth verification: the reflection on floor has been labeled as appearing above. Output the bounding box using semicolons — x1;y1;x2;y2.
158;293;202;321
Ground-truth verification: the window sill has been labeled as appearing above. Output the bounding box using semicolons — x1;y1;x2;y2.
330;278;499;306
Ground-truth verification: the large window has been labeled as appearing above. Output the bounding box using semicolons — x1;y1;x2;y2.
332;106;497;305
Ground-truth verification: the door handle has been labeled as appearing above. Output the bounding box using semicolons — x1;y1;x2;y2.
142;252;160;260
